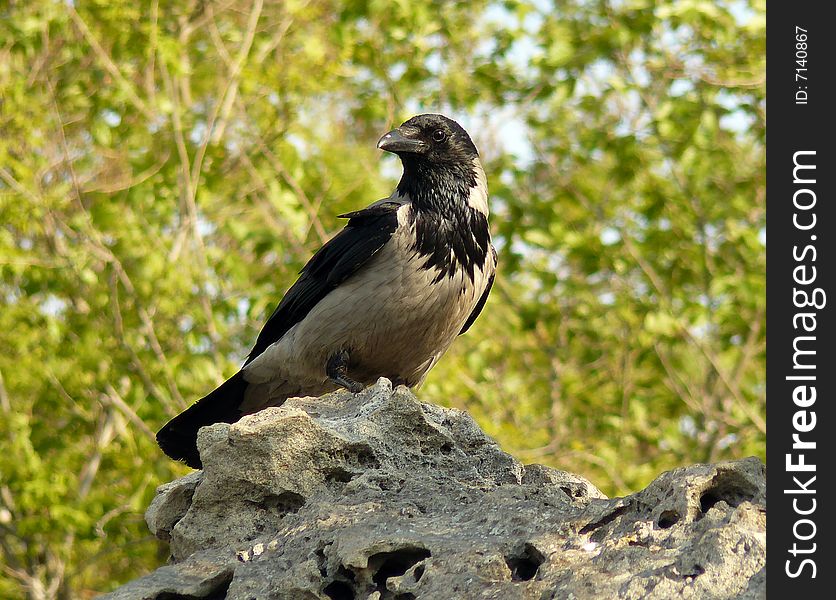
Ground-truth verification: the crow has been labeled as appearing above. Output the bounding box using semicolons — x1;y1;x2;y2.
157;114;496;468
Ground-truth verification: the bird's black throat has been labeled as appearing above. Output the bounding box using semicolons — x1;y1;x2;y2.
397;158;490;283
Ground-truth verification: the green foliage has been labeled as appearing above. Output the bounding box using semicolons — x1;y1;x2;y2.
0;0;764;596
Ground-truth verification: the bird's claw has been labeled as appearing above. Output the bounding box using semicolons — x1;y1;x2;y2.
326;350;364;394
343;380;365;394
330;374;365;394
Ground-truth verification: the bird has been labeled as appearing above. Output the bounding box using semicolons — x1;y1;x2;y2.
157;114;497;468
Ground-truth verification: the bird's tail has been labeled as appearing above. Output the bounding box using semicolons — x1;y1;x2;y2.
156;371;249;469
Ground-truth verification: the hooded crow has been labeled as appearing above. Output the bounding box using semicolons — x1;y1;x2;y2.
157;114;496;468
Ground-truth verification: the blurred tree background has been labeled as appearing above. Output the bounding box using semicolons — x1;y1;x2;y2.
0;0;764;596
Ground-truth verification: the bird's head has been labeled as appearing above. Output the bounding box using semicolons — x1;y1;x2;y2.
377;114;479;168
378;114;485;214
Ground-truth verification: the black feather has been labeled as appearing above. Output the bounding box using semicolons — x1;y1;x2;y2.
245;204;399;364
459;269;494;335
404;172;490;283
156;371;249;469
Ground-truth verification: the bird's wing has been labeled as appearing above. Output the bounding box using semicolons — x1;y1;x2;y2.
459;245;496;336
244;200;403;364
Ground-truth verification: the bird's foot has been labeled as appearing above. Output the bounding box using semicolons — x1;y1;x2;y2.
326;350;365;394
338;378;365;394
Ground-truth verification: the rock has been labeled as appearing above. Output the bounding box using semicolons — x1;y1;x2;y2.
144;471;202;542
103;379;765;600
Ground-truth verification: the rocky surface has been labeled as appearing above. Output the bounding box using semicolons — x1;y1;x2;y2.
103;379;766;600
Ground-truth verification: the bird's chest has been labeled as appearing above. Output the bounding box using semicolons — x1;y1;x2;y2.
309;221;486;378
349;224;481;337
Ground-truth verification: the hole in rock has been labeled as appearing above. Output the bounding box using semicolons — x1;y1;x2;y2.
439;442;454;455
682;564;706;579
559;484;589;500
699;470;759;515
337;566;356;582
657;510;680;529
315;544;330;577
506;544;545;581
343;445;381;470
369;547;432;589
413;564;425;582
579;504;628;535
263;491;305;516
326;468;356;484
323;581;355;600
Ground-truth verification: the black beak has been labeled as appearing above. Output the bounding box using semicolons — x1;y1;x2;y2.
377;126;427;154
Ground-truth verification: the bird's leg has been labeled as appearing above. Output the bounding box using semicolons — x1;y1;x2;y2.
326;350;364;393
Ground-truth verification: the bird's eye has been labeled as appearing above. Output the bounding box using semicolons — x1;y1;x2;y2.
431;129;447;142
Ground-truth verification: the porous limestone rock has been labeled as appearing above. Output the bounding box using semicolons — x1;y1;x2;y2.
103;379;765;600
